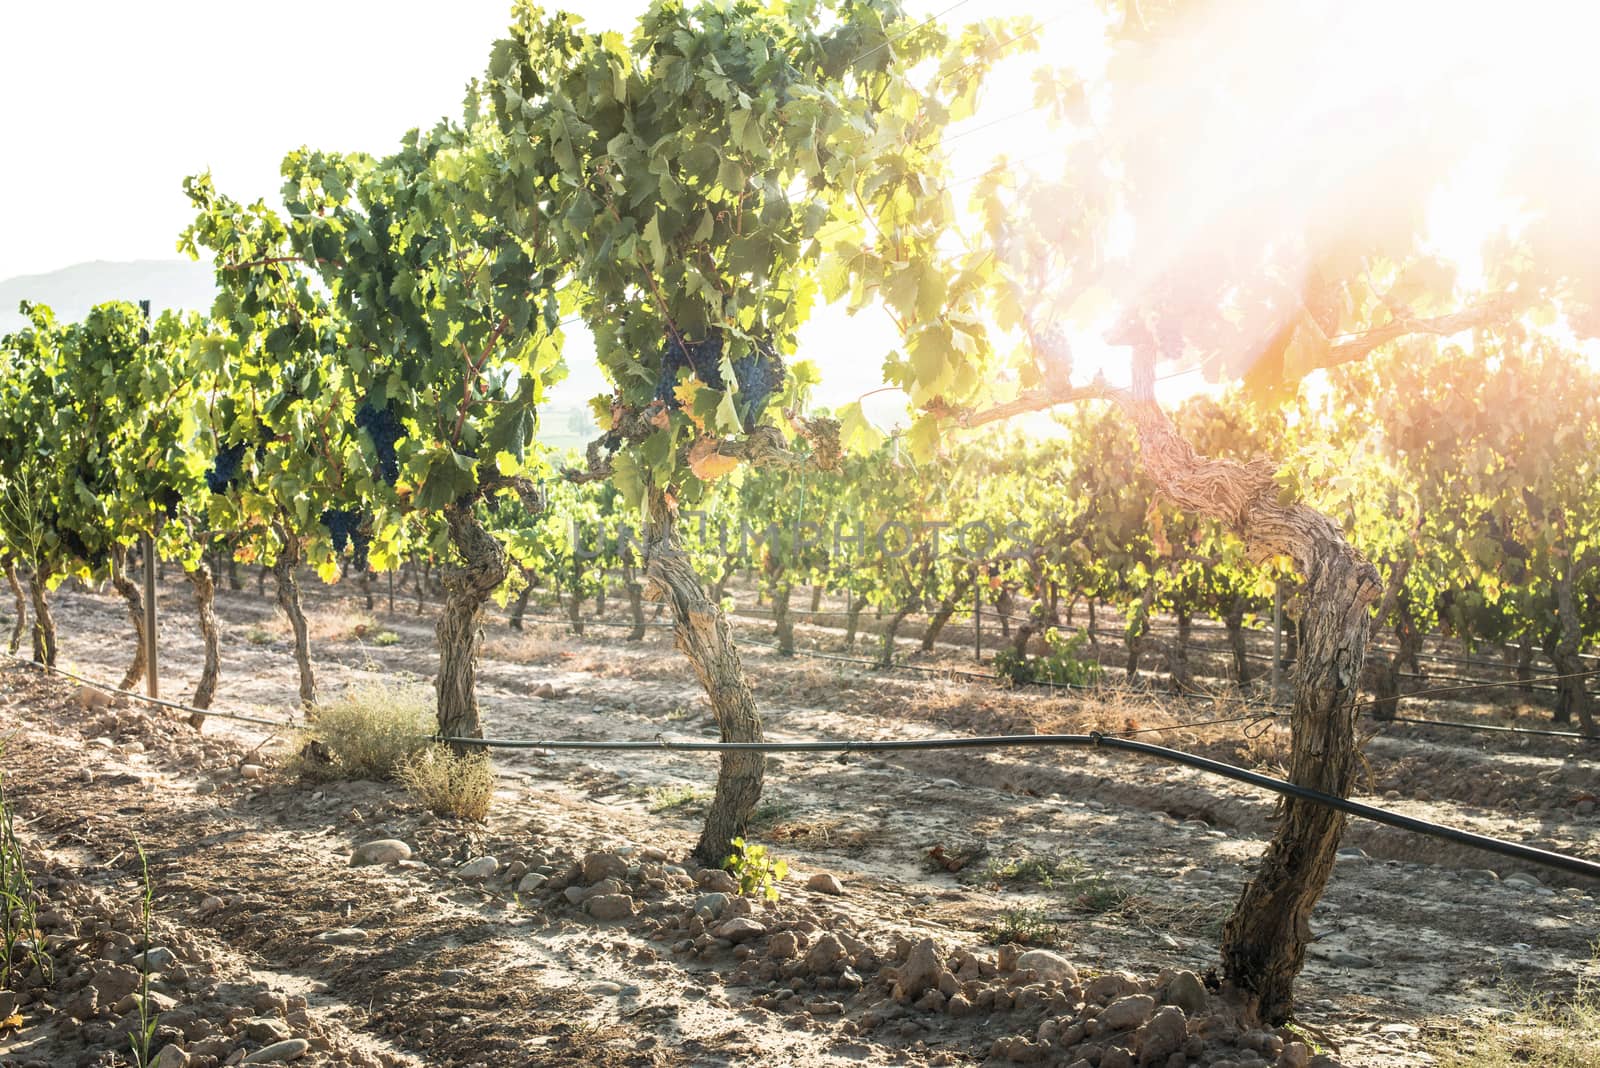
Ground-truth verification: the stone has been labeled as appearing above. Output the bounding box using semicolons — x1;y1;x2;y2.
696;868;739;894
1325;951;1374;969
806;872;845;895
239;764;266;780
898;938;943;999
1503;872;1542;889
1164;971;1208;1015
350;839;412;866
997;944;1022;972
581;852;629;884
516;873;547;894
1016;949;1078;984
458;856;499;880
588;981;623;996
913;989;947;1013
585;894;635;921
1278;1041;1310;1068
133;947;176;970
154;1045;191;1068
805;933;846;973
90;964;141;1003
76;686;113;712
1100;994;1156;1032
769;931;800;960
198;895;225;916
947;993;973;1017
1576;800;1596;817
712;917;766;943
241;1039;310;1063
243;1018;293;1043
694;893;730;920
313;928;368;945
1135;1007;1187;1065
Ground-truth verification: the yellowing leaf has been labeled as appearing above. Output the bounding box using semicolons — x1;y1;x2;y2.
688;438;740;481
673;379;707;430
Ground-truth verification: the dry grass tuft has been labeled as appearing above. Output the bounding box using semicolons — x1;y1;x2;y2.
1430;978;1600;1068
398;746;495;822
290;683;433;782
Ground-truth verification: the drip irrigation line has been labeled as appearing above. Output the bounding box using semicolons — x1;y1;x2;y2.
1358;667;1600;709
0;650;298;730
438;728;1600;882
1372;714;1597;742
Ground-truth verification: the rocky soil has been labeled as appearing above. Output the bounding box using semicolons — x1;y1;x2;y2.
0;574;1594;1067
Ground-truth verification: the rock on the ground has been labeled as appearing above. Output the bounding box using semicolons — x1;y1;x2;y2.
585;894;635;921
696;868;739;894
581;852;629;884
517;873;547;893
1164;970;1208;1015
350;839;412;866
769;931;800;960
1016;949;1077;984
239;764;267;780
241;1039;310;1064
712;917;766;943
1134;1006;1187;1064
132;946;176;970
313;928;369;945
458;856;500;880
898;938;944;999
1099;993;1156;1032
154;1045;190;1068
806;872;845;895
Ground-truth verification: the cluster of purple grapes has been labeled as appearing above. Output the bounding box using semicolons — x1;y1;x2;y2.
355;401;403;485
653;330;785;417
320;508;372;570
204;441;248;494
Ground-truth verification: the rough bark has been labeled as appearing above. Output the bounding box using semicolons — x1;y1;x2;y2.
359;568;374;611
109;546;148;692
996;589;1013;638
1552;559;1596;736
844;596;864;648
28;571;55;667
271;526;317;708
771;584;795;656
508;577;534;631
595;581;606;618
1516;636;1534;694
1225;601;1253;685
564;580;586;635
227;553;241;591
810;585;824;614
257;564;269;598
1110;385;1380;1025
922;571;974;653
879;601;917;669
186;562;220;724
624;567;646;642
435;504;508;746
7;560;28;657
642;496;764;866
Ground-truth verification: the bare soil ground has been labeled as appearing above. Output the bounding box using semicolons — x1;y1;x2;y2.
0;574;1595;1068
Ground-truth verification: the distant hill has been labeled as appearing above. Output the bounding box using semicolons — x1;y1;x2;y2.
0;259;216;332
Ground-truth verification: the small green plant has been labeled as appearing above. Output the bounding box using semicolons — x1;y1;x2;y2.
645;783;708;814
397;746;495;822
724;837;788;902
129;841;158;1068
290;683;432;782
244;625;273;646
372;630;401;647
993;627;1102;688
986;906;1065;948
1429;957;1600;1068
979;850;1131;913
0;768;49;989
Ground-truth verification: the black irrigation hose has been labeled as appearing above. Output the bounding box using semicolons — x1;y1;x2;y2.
438;728;1600;881
1375;714;1597;742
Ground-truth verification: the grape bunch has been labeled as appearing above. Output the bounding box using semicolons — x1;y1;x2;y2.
653;330;785;418
205;441;248;494
320;507;372;570
154;486;182;520
355;401;403;484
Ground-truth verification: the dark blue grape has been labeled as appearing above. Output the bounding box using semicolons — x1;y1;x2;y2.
319;508;362;553
205;441;247;494
655;330;784;417
356;401;403;484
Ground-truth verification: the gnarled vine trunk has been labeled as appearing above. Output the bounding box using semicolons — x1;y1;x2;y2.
1225;600;1252;685
109;547;147;692
508;573;534;631
1552;557;1596;736
436;503;508;747
271;525;317;708
844;594;864;648
922;570;974;653
771;583;794;656
624;560;646;642
1115;388;1380;1026
810;584;824;614
187;562;220;724
879;601;917;668
564;578;586;635
28;570;55;667
642;493;763;866
6;560;27;657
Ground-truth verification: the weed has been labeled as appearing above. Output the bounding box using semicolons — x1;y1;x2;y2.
980;850;1130;911
290;683;432;782
398;746;495;822
129;841;158;1068
987;906;1065;948
371;629;401;647
244;625;273;646
750;796;799;827
1429;963;1600;1068
0;769;48;989
645;784;709;815
724;837;788;902
994;627;1102;688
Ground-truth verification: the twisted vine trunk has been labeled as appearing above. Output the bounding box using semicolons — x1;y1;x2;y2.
271;525;317;708
771;583;794;656
110;547;148;692
922;570;975;653
1115;389;1380;1026
186;562;220;724
844;594;864;648
879;601;917;669
1225;601;1252;685
643;494;763;866
508;574;534;631
1552;557;1596;736
28;570;55;667
564;578;586;636
7;560;27;657
436;504;508;748
810;585;824;614
623;559;646;642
